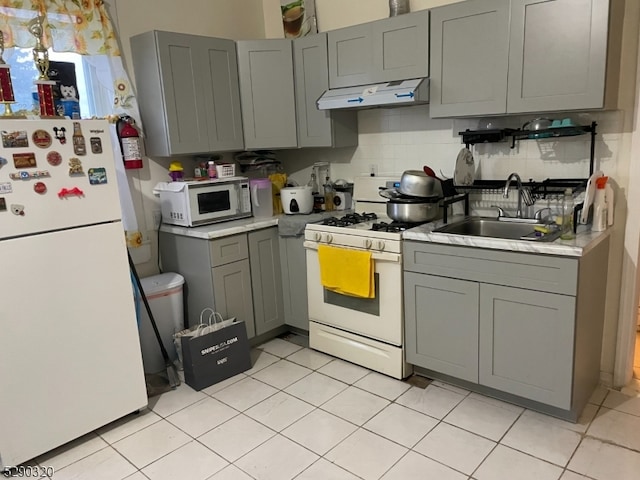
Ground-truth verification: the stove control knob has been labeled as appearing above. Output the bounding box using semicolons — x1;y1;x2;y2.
364;239;372;249
375;240;386;251
326;234;333;244
311;232;321;242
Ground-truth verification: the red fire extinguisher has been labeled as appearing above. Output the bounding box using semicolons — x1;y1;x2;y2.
117;115;143;169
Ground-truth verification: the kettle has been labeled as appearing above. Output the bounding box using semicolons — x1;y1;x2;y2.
281;185;313;214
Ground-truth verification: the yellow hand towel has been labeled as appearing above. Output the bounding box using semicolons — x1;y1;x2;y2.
318;245;375;299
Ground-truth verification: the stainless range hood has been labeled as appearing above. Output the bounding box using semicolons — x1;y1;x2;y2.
317;78;429;110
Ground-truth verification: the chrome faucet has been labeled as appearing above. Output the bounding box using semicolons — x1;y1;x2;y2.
503;172;524;218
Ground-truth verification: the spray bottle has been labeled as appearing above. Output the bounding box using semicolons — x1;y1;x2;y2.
592;176;609;232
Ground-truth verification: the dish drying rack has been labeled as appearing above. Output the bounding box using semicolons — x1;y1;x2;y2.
458;121;598;176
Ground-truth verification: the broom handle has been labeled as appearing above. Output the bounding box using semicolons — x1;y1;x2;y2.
128;251;172;362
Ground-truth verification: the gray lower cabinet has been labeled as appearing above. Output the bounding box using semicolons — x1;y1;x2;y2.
327;10;430;89
236;40;297;149
279;235;309;331
212;259;255;339
404;238;609;419
429;0;610;117
293;34;358;148
404;273;479;383
479;284;576;408
248;227;285;336
130;30;244;155
159;227;284;340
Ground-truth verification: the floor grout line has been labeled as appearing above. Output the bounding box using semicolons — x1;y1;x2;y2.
34;338;640;480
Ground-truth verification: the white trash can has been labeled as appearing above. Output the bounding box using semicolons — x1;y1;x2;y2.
137;272;185;374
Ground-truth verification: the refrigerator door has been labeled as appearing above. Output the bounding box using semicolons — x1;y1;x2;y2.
0;222;147;468
0;119;122;239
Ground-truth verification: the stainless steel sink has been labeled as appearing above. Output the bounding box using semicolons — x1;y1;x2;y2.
432;217;562;242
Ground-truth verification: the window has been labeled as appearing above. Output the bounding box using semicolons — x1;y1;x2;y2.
5;47;113;118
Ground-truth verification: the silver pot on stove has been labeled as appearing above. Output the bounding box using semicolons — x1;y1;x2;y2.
379;187;441;223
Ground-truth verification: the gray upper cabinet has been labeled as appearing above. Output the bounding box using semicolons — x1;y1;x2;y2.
430;0;510;117
236;40;297;150
373;10;430;83
293;34;358;148
130;31;244;156
430;0;610;117
506;0;609;113
328;10;430;89
327;23;374;88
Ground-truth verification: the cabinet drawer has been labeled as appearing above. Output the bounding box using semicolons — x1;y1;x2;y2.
210;234;248;267
404;241;578;296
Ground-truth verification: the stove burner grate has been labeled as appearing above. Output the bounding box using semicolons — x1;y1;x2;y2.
322;212;378;227
370;221;420;233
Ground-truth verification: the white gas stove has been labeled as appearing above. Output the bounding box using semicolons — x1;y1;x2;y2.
305;213;411;253
304;176;415;379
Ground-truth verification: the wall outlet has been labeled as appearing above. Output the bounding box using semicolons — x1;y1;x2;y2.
152;210;162;229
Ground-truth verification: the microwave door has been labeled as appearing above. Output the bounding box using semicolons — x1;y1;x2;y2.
189;186;238;223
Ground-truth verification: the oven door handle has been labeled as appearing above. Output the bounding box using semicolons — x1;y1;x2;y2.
303;241;401;263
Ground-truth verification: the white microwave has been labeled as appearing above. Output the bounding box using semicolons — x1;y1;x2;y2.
156;177;252;227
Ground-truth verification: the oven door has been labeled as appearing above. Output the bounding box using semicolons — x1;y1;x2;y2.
304;241;402;346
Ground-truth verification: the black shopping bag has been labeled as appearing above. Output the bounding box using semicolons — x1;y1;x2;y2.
181;319;251;391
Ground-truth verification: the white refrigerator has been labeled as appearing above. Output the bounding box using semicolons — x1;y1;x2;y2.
0;119;147;468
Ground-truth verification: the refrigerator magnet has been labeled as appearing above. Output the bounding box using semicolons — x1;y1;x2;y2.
0;197;6;211
9;170;50;180
0;156;7;168
53;127;66;144
90;137;102;154
68;158;83;175
32;129;52;148
0;182;12;194
10;204;24;216
47;151;62;166
88;167;107;185
1;130;28;148
13;152;37;169
33;182;47;194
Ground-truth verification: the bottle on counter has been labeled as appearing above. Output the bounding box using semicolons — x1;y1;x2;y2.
560;188;575;240
309;172;319;195
207;161;217;179
324;179;334;212
592;176;609;232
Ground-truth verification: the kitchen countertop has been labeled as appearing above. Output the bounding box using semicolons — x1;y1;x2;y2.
159;210;347;240
403;215;611;257
160;216;280;240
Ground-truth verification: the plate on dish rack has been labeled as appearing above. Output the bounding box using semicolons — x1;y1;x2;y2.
454;147;476;186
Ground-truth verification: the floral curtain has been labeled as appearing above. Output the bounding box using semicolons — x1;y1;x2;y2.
0;0;138;117
0;0;142;247
0;0;119;55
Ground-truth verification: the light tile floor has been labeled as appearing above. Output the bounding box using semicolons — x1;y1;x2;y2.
25;335;640;480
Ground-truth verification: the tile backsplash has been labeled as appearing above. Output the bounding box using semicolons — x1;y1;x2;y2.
277;105;622;217
279;105;622;186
